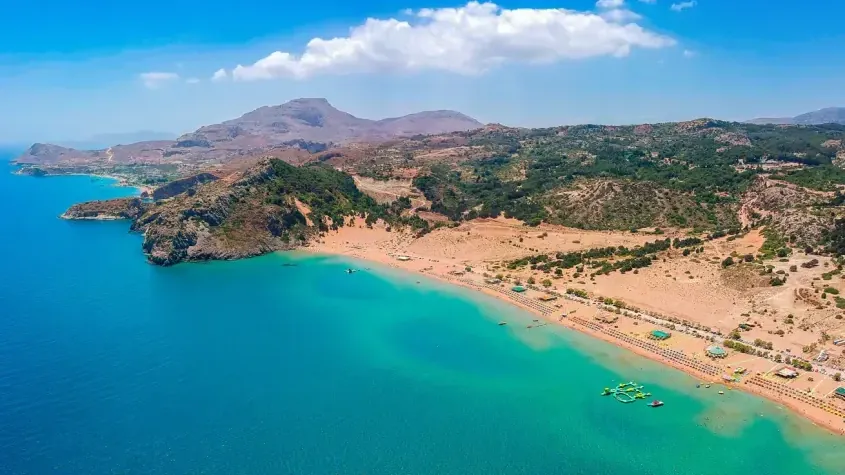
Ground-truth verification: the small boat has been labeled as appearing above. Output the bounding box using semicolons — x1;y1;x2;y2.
345;268;357;274
498;322;508;326
705;384;711;389
601;388;612;396
718;390;725;395
648;400;664;407
696;384;701;388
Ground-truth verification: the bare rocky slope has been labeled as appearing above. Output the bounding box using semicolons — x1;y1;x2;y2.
14;98;482;168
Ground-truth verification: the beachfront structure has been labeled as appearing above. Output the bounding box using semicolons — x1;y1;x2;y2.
538;295;557;302
512;286;527;293
485;278;501;284
595;313;619;324
835;387;845;400
705;345;727;358
649;330;671;340
776;368;799;379
834;338;845;346
396;255;411;261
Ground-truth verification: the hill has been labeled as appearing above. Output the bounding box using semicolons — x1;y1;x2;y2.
14;98;482;173
61;118;845;265
747;107;845;125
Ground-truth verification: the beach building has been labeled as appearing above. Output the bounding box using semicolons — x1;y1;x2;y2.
649;330;671;340
776;368;799;379
485;278;501;284
511;286;527;293
396;255;411;262
705;345;727;358
538;295;557;302
595;313;619;324
834;387;845;401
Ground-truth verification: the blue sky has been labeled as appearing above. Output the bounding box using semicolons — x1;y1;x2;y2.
1;0;844;143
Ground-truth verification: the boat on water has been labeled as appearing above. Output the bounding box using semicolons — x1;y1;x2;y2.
705;384;711;389
718;390;725;395
648;400;664;407
345;268;357;274
498;322;508;326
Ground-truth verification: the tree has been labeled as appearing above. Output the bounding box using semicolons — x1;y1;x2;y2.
722;256;735;268
835;373;842;382
527;277;536;285
542;279;552;287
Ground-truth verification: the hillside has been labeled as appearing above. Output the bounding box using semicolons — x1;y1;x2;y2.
13;98;482;175
59;118;845;265
747;107;845;125
64;159;429;265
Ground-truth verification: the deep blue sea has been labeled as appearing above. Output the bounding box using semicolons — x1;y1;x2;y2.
0;151;843;475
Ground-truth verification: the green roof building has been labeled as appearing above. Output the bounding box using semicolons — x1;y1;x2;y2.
649;330;671;340
706;345;727;358
512;286;527;293
835;387;845;400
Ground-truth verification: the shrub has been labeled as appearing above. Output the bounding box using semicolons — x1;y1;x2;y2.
722;257;735;268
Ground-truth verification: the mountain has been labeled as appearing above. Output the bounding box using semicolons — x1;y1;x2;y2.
54;131;176;150
747;107;845;125
14;99;482;168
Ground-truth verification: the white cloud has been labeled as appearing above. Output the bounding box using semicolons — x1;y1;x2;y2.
670;1;696;11
639;0;656;4
139;72;180;89
223;1;674;81
596;0;625;8
185;77;201;84
211;68;228;82
682;49;696;58
600;8;642;22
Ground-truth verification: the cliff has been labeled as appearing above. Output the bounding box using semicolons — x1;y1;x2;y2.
151;173;219;200
62;158;399;266
62;198;148;220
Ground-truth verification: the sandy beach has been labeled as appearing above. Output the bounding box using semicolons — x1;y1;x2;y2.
306;217;845;436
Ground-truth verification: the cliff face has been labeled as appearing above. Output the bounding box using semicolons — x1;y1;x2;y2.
62;158;381;266
151;173;219;201
62;198;148;220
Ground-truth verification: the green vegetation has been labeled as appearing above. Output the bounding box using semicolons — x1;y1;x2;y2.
507;239;671;276
267;160;430;234
792;359;813;371
759;227;791;259
407;121;845;231
723;339;755;354
774;165;845;192
566;288;589;299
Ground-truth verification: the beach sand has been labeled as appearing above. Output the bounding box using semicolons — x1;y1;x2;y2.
305;217;845;436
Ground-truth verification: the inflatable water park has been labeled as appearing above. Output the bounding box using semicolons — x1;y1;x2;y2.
601;382;663;407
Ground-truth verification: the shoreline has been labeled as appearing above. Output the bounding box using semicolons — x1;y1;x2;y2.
300;245;845;437
13;168;154;195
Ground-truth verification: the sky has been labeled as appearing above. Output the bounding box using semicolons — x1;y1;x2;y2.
1;0;844;143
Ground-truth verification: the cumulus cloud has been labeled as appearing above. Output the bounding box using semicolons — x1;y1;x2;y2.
682;49;696;58
185;77;201;84
600;8;642;22
670;1;696;11
140;72;180;89
596;0;625;8
222;1;674;81
211;68;228;82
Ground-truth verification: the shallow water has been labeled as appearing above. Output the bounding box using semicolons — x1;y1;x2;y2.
0;156;842;474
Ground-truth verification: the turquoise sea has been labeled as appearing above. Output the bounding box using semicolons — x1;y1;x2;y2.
0;151;843;475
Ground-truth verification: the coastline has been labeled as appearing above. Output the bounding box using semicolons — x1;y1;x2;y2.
13;168;153;196
300;241;845;437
